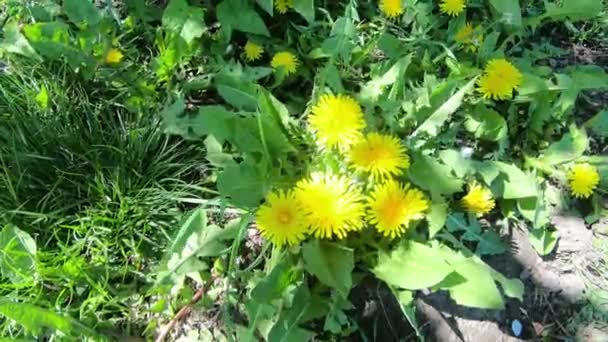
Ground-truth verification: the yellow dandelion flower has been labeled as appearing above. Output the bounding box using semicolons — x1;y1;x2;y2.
271;51;299;76
105;48;124;64
349;132;409;181
440;0;466;16
379;0;404;18
461;184;495;216
244;41;263;62
275;0;293;14
455;22;483;52
568;163;600;199
477;58;523;101
367;180;429;239
295;173;365;239
255;190;308;247
309;94;366;151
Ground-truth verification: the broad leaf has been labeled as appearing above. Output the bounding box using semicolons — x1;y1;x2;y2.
476;161;538;199
217;159;270;208
302;240;353;298
217;0;270;37
156;209;240;286
539;125;588;166
374;241;453;290
427;200;448;238
528;227;558;256
413;77;476;137
267;285;315;342
443;259;505;310
63;0;101;27
585;110;608;137
0;225;37;284
251;259;296;302
215;74;259;111
162;0;205;45
409;154;463;197
544;0;603;22
488;0;522;29
293;0;315;24
464;105;508;141
0;22;41;60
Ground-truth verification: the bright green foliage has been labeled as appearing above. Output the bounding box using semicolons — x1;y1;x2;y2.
374;241;453;290
302;240;354;298
0;300;104;340
1;0;607;340
0;225;36;284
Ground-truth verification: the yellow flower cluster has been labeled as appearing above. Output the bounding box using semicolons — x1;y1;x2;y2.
242;40;299;76
256;94;431;246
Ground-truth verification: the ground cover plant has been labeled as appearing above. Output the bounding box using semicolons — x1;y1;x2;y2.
0;0;607;341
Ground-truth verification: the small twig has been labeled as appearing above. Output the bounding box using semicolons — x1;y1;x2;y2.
155;285;207;342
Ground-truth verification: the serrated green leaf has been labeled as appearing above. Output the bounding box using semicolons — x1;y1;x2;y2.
156;209;240;286
409;154;463;197
464;105;508;141
539;125;588;166
412;77;476;137
374;241;453;290
302;240;353;298
488;0;522;29
293;0;315;24
218;159;269;208
528;227;558;256
256;0;273;15
251;259;295;302
162;0;205;45
585;110;608;137
476;161;538;199
215;74;259;111
444;259;505;309
217;0;270;37
544;0;603;22
63;0;101;27
446;214;506;256
428;200;448;238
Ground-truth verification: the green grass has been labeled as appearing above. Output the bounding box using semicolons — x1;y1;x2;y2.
0;58;212;337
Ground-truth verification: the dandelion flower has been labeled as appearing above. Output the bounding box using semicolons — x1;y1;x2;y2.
461;184;495;216
455;22;483;52
295;173;365;239
440;0;466;16
568;163;600;199
275;0;292;14
244;41;263;62
309;94;366;150
255;190;308;247
105;48;124;64
349;132;409;181
477;58;523;100
367;180;429;239
379;0;404;18
271;51;299;76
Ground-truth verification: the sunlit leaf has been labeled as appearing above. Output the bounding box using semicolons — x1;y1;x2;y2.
302;240;353;298
0;300;103;339
374;241;453;290
0;225;37;284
